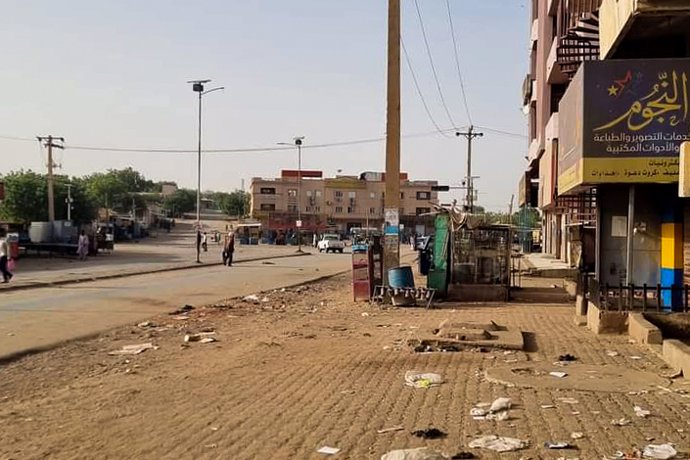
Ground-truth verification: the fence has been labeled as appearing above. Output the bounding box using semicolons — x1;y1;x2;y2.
584;274;690;313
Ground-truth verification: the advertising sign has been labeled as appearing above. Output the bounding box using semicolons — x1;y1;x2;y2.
559;59;690;193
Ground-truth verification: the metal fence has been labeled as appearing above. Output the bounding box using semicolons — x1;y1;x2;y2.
584;274;690;312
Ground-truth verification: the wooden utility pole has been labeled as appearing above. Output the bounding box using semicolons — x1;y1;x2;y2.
455;126;483;212
37;136;64;222
383;0;401;277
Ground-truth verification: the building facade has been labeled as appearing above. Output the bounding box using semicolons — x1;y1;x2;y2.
250;171;439;236
521;0;690;308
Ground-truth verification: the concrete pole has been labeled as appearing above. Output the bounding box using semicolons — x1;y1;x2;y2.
626;185;635;285
383;0;401;278
47;136;55;222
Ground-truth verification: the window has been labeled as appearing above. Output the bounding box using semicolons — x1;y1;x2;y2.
335;206;343;214
369;207;376;216
287;189;297;197
369;192;376;199
400;192;404;199
260;187;276;195
335;191;343;198
347;207;354;214
306;190;313;197
306;206;321;213
348;191;356;199
288;205;298;213
260;203;276;211
416;191;431;200
416;207;431;216
315;190;322;197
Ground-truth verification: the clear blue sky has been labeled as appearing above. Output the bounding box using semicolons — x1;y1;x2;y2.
0;0;528;211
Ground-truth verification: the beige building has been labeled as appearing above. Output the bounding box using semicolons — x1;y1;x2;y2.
250;170;439;236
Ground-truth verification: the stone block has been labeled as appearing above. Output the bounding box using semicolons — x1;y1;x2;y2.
587;301;628;334
662;339;690;377
628;313;663;345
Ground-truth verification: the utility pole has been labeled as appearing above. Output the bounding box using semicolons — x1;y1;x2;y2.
455;126;483;213
383;0;401;277
66;183;73;222
37;136;64;222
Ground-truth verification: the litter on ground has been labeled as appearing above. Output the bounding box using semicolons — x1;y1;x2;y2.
468;435;528;452
317;446;341;455
377;426;404;434
611;418;631;426
411;427;447;439
642;444;677;459
380;447;447;460
108;343;155;355
545;441;571;449
404;371;443;388
550;371;568;378
634;406;651;418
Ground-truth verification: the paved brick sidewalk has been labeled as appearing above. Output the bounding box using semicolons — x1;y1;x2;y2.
0;273;688;459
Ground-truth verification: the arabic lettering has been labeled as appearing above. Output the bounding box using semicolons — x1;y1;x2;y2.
595;71;689;132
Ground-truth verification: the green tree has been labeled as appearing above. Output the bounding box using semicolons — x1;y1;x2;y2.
162;189;196;217
0;170;49;223
0;171;97;224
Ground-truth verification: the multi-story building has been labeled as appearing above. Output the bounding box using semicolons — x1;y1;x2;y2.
250;170;439;236
520;0;690;308
520;0;601;263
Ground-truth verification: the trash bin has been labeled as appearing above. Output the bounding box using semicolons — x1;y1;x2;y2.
419;250;431;275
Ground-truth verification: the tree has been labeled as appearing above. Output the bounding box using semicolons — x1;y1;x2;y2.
0;171;97;224
207;190;250;217
162;189;196;217
0;170;49;223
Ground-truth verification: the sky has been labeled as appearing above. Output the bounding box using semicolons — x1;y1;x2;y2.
0;0;529;212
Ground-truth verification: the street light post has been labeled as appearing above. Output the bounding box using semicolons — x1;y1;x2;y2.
188;79;224;263
278;137;305;253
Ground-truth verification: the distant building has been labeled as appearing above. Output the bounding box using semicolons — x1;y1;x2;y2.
249;170;439;235
161;183;178;197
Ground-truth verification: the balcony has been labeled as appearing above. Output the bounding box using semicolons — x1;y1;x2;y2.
547;37;569;84
600;0;690;59
530;18;539;47
545;112;559;142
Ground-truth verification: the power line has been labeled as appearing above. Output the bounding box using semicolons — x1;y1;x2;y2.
0;134;35;142
401;38;451;138
413;0;457;129
474;125;527;139
446;0;472;126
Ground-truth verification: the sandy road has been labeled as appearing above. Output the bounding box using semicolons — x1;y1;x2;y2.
0;252;350;360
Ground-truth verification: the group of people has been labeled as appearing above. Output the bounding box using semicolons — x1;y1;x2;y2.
197;229;235;267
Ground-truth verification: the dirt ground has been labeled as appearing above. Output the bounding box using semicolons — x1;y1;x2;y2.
1;274;690;460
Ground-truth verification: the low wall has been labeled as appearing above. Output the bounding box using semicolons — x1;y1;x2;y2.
628;313;663;345
662;340;690;377
587;301;628;334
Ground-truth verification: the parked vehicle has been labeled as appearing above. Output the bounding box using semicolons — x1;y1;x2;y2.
317;234;345;253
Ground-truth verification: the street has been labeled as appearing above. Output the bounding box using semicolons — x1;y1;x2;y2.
1;272;689;459
0;251;351;360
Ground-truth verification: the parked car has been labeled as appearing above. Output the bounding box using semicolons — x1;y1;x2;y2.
318;234;345;253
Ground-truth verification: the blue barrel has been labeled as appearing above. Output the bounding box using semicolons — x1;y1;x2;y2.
388;266;415;288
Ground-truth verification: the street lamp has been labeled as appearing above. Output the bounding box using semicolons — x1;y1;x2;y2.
187;79;224;263
278;137;305;253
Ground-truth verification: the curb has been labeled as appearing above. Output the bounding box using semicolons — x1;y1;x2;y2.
0;251;312;294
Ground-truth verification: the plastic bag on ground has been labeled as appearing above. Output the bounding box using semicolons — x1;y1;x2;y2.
468;435;528;452
643;444;677;459
405;371;443;388
381;447;447;460
489;397;512;413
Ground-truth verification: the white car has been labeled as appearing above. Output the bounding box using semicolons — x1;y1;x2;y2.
318;234;345;253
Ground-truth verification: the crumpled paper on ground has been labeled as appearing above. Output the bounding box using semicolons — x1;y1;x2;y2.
643;444;677;459
468;435;528;452
404;371;443;388
381;447;447;460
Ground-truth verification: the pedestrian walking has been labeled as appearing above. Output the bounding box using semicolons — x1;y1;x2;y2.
0;229;14;283
224;232;235;267
77;230;89;261
202;232;208;252
312;233;317;248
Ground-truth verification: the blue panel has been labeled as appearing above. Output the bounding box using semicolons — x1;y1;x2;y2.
661;268;684;311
